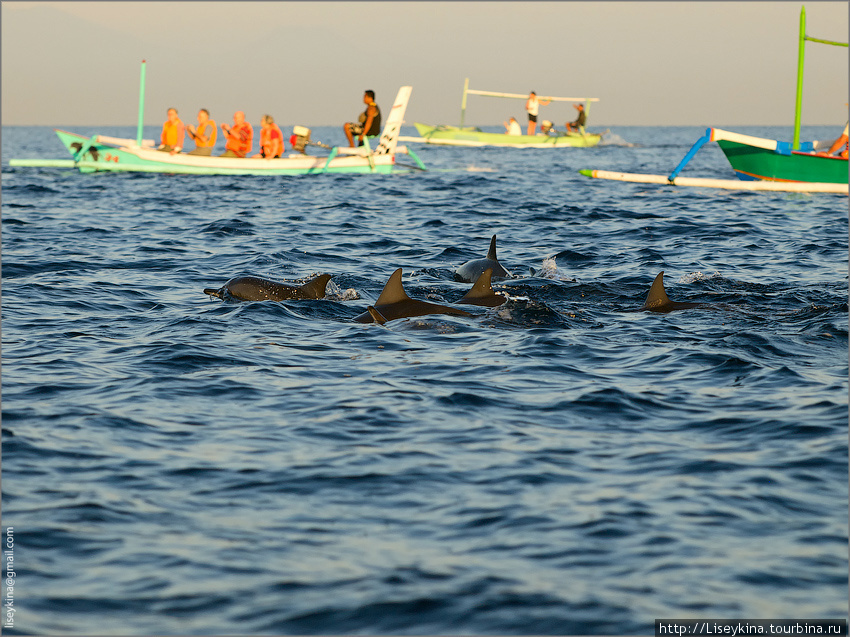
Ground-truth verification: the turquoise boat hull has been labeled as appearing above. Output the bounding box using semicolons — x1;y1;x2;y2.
413;123;601;148
46;130;397;175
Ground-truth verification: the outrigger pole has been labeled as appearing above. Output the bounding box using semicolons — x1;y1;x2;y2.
793;6;848;149
137;60;147;147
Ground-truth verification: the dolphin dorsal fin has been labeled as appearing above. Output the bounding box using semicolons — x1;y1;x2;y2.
300;273;332;299
375;268;411;306
643;271;671;309
487;235;498;260
466;268;495;299
367;306;388;325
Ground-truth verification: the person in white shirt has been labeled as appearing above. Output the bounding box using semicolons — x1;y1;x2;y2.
525;91;551;135
504;117;522;135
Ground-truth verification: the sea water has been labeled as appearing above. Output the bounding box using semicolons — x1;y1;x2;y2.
2;125;847;635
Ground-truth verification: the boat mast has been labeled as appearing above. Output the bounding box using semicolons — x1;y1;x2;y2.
460;78;469;128
793;5;849;149
793;7;806;150
137;60;146;147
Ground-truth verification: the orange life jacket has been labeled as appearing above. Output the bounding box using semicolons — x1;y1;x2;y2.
226;121;253;157
260;124;284;157
161;118;185;148
194;120;217;149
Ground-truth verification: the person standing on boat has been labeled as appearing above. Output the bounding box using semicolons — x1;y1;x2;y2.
220;111;253;158
565;103;587;134
344;90;381;147
504;117;522;136
252;115;284;159
186;109;217;156
158;108;185;154
525;91;550;135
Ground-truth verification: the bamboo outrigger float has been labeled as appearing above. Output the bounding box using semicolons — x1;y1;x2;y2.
9;61;426;176
580;6;848;193
403;78;604;148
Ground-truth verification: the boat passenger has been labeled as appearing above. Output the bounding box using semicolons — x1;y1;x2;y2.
158;108;185;154
220;111;253;158
565;103;587;134
825;122;849;158
186;109;217;156
344;90;381;147
252;115;284;159
504;117;522;136
525;91;550;136
539;120;555;135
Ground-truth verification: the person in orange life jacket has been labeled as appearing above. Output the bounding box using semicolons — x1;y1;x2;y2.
825;122;849;158
220;111;253;158
252;115;284;158
344;90;381;147
158;108;185;154
185;109;217;156
565;103;587;133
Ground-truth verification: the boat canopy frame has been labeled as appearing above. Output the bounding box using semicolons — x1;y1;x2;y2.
458;77;600;128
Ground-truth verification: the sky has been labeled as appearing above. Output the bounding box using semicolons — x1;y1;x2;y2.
1;1;847;129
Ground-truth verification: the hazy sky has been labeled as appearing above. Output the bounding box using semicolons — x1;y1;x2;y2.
2;1;847;128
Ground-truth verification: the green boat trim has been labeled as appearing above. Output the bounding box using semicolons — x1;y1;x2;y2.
412;123;602;148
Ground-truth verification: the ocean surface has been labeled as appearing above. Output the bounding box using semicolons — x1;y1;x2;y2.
2;125;847;635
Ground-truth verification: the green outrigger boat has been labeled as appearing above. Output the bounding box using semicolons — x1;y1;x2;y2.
9;62;426;176
581;6;848;193
665;6;847;186
407;79;604;148
412;123;602;148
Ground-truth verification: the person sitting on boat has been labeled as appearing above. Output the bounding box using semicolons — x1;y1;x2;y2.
220;111;253;158
252;115;284;159
504;117;522;136
344;90;381;147
539;120;555;136
158;108;185;155
185;109;217;156
824;122;849;158
525;91;550;136
565;103;587;134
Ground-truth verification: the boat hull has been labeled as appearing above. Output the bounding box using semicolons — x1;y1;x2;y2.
717;139;848;184
52;130;395;175
413;123;601;148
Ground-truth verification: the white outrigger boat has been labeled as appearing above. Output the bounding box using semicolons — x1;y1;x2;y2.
402;78;604;148
10;61;426;176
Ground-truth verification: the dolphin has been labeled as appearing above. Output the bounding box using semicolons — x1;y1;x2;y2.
354;268;473;323
456;268;507;307
641;271;707;312
204;273;332;302
455;235;511;283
